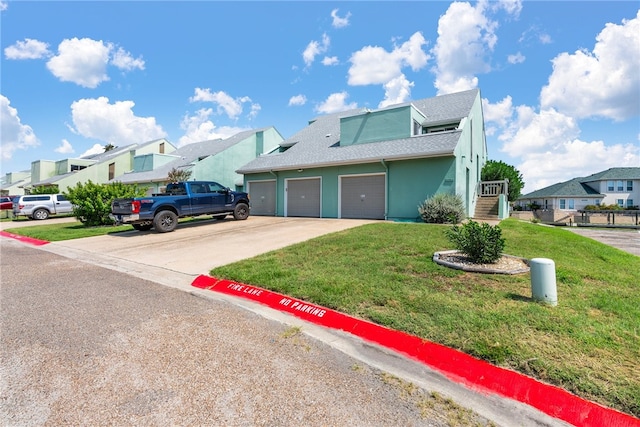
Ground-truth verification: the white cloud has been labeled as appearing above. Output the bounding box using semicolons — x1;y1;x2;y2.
4;38;50;60
189;88;259;120
69;97;166;145
79;144;107;158
331;8;351;28
0;1;7;12
44;38;143;88
507;52;525;64
315;92;357;114
288;94;307;106
110;47;145;71
518;139;640;193
348;32;428;106
482;96;513;128
500;107;580;158
348;32;428;86
431;1;499;94
0;95;39;161
55;139;74;154
379;76;414;108
177;108;249;147
540;10;640;121
322;56;339;66
303;33;330;67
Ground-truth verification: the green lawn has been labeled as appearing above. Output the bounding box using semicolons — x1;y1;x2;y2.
4;217;639;416
210;219;640;417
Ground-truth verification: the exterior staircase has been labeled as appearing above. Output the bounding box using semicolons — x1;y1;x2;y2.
474;195;500;221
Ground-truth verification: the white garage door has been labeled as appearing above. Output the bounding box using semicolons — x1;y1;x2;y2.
286;178;321;217
248;180;276;216
340;174;385;219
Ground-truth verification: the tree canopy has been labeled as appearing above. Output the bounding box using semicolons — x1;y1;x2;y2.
167;167;192;182
481;160;524;201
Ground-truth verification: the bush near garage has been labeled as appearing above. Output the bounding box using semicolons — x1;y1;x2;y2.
418;193;466;224
446;220;505;263
65;181;147;226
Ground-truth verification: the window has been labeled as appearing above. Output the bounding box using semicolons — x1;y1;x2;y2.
607;180;614;191
617;180;624;191
627;199;634;208
159;142;165;154
559;199;566;209
108;162;115;180
617;199;624;208
627;181;633;191
568;199;574;209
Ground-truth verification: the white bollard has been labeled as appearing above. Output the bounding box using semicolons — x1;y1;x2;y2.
530;258;557;306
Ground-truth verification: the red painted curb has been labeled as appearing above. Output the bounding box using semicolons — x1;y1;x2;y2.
192;275;640;427
0;231;50;246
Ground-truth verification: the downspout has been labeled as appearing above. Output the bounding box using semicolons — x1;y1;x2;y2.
269;170;278;217
381;160;388;220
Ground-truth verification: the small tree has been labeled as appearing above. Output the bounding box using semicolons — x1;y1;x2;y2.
167;167;192;182
481;160;524;202
446;220;505;264
65;181;147;226
418;193;466;224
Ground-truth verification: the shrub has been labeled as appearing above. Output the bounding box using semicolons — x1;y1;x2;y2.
65;181;147;226
445;220;505;264
418;193;465;224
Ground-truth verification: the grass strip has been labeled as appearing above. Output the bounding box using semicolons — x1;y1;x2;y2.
210;219;640;417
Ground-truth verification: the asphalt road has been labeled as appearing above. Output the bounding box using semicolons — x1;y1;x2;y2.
0;216;576;426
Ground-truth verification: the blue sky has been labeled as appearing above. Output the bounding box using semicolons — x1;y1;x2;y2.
1;1;638;194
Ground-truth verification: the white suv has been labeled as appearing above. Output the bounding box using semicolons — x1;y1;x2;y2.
12;194;74;220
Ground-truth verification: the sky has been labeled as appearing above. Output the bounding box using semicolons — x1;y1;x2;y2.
1;1;639;194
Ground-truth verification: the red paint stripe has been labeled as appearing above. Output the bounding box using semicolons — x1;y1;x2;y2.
0;230;49;246
192;275;639;427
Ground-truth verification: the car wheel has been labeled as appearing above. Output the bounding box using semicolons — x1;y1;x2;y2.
132;223;153;231
233;203;249;220
153;210;178;232
32;209;50;220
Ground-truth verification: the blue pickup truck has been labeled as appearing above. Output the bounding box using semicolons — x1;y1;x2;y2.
110;181;250;232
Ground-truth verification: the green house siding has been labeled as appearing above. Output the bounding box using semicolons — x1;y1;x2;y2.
191;129;282;189
245;157;459;221
387;157;457;220
340;106;411;146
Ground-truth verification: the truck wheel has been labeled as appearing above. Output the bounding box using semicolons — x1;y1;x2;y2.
233;203;249;220
132;223;153;231
32;209;50;220
153;210;178;232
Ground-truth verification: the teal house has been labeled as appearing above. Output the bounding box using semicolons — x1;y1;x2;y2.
238;89;488;221
114;127;283;194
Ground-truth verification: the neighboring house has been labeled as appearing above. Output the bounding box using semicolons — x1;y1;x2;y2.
0;170;31;196
113;127;283;194
29;138;176;193
237;89;487;221
516;167;640;211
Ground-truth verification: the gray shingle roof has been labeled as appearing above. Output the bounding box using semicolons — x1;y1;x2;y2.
116;128;273;184
579;167;640;182
519;167;640;199
238;89;478;173
519;178;602;199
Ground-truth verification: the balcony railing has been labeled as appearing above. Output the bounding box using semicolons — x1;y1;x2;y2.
478;180;509;197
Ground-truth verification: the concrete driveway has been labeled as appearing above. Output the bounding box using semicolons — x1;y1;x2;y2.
30;216;375;292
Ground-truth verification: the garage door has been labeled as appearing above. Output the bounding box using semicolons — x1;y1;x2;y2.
248;180;276;216
286;178;321;217
340;174;385;219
